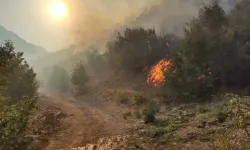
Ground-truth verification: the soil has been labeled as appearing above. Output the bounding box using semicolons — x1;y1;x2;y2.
28;94;131;150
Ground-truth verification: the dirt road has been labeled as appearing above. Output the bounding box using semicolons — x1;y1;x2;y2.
35;95;129;150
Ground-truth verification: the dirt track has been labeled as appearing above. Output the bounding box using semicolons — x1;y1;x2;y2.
38;95;128;150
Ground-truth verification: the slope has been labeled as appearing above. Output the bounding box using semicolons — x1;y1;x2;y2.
0;25;47;63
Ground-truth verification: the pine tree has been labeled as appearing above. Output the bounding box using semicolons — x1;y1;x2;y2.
71;61;88;93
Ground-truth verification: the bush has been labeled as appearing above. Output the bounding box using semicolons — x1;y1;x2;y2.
134;110;142;119
149;120;177;139
47;66;70;93
213;131;250;150
0;41;38;149
143;107;156;124
0;41;39;103
227;94;250;135
165;2;250;100
106;28;168;73
133;94;146;106
85;48;109;74
115;90;131;105
0;98;36;150
217;112;228;123
71;61;88;93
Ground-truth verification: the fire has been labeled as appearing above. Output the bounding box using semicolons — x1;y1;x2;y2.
147;59;172;87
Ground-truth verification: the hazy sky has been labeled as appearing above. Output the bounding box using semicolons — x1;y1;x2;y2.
0;0;236;52
0;0;70;51
0;0;161;52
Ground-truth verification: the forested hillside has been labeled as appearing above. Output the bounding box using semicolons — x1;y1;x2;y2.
0;25;47;63
2;0;250;150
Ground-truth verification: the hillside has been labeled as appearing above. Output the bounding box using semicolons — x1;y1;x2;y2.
0;25;47;63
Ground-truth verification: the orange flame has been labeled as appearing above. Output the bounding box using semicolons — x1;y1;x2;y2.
147;59;172;87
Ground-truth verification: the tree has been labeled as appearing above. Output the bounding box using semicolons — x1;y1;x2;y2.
165;2;232;100
71;61;88;93
166;1;250;100
0;41;39;103
85;48;109;74
0;41;38;149
106;28;168;73
47;66;70;93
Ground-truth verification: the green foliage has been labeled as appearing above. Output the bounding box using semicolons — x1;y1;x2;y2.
47;65;70;93
142;107;156;124
166;2;250;100
195;100;230;123
227;94;250;135
85;48;109;74
71;61;88;93
132;94;146;106
0;98;36;150
0;41;38;149
0;41;39;103
106;28;168;73
217;112;228;123
213;93;250;149
148;119;177;140
134;110;142;119
213;131;250;150
115;90;131;105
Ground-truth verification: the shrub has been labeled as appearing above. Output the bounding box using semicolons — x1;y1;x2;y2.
47;66;70;93
228;94;250;136
213;131;250;150
0;41;38;149
133;94;146;106
85;48;109;74
115;90;131;105
134;110;142;119
71;61;88;93
217;112;228;123
149;121;177;139
142;107;156;124
0;41;39;103
106;28;169;73
0;98;36;150
165;2;246;100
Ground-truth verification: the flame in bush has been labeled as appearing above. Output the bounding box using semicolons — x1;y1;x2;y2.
147;59;172;87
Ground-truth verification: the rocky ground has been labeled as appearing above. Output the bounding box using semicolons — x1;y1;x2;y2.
25;78;250;150
26;94;131;150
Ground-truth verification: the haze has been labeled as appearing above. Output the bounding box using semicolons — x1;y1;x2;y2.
0;0;236;52
0;0;70;51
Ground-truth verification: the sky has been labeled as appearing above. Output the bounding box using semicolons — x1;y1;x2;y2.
0;0;164;52
0;0;71;52
0;0;236;52
0;0;161;52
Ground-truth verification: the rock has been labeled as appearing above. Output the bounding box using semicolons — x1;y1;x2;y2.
27;140;43;150
86;144;97;150
206;117;220;127
181;110;195;117
172;107;178;112
55;111;67;118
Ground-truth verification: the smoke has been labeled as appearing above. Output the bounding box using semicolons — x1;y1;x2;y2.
64;0;237;50
127;0;202;36
65;0;162;48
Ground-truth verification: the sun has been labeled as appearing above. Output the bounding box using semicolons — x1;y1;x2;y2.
50;1;67;18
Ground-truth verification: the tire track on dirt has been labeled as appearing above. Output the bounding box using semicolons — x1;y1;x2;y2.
41;95;127;150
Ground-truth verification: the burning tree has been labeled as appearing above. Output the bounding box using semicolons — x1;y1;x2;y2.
147;59;172;87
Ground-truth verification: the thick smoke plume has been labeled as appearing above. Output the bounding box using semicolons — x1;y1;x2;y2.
64;0;237;50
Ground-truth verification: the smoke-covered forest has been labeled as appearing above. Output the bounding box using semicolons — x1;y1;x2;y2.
2;0;250;150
